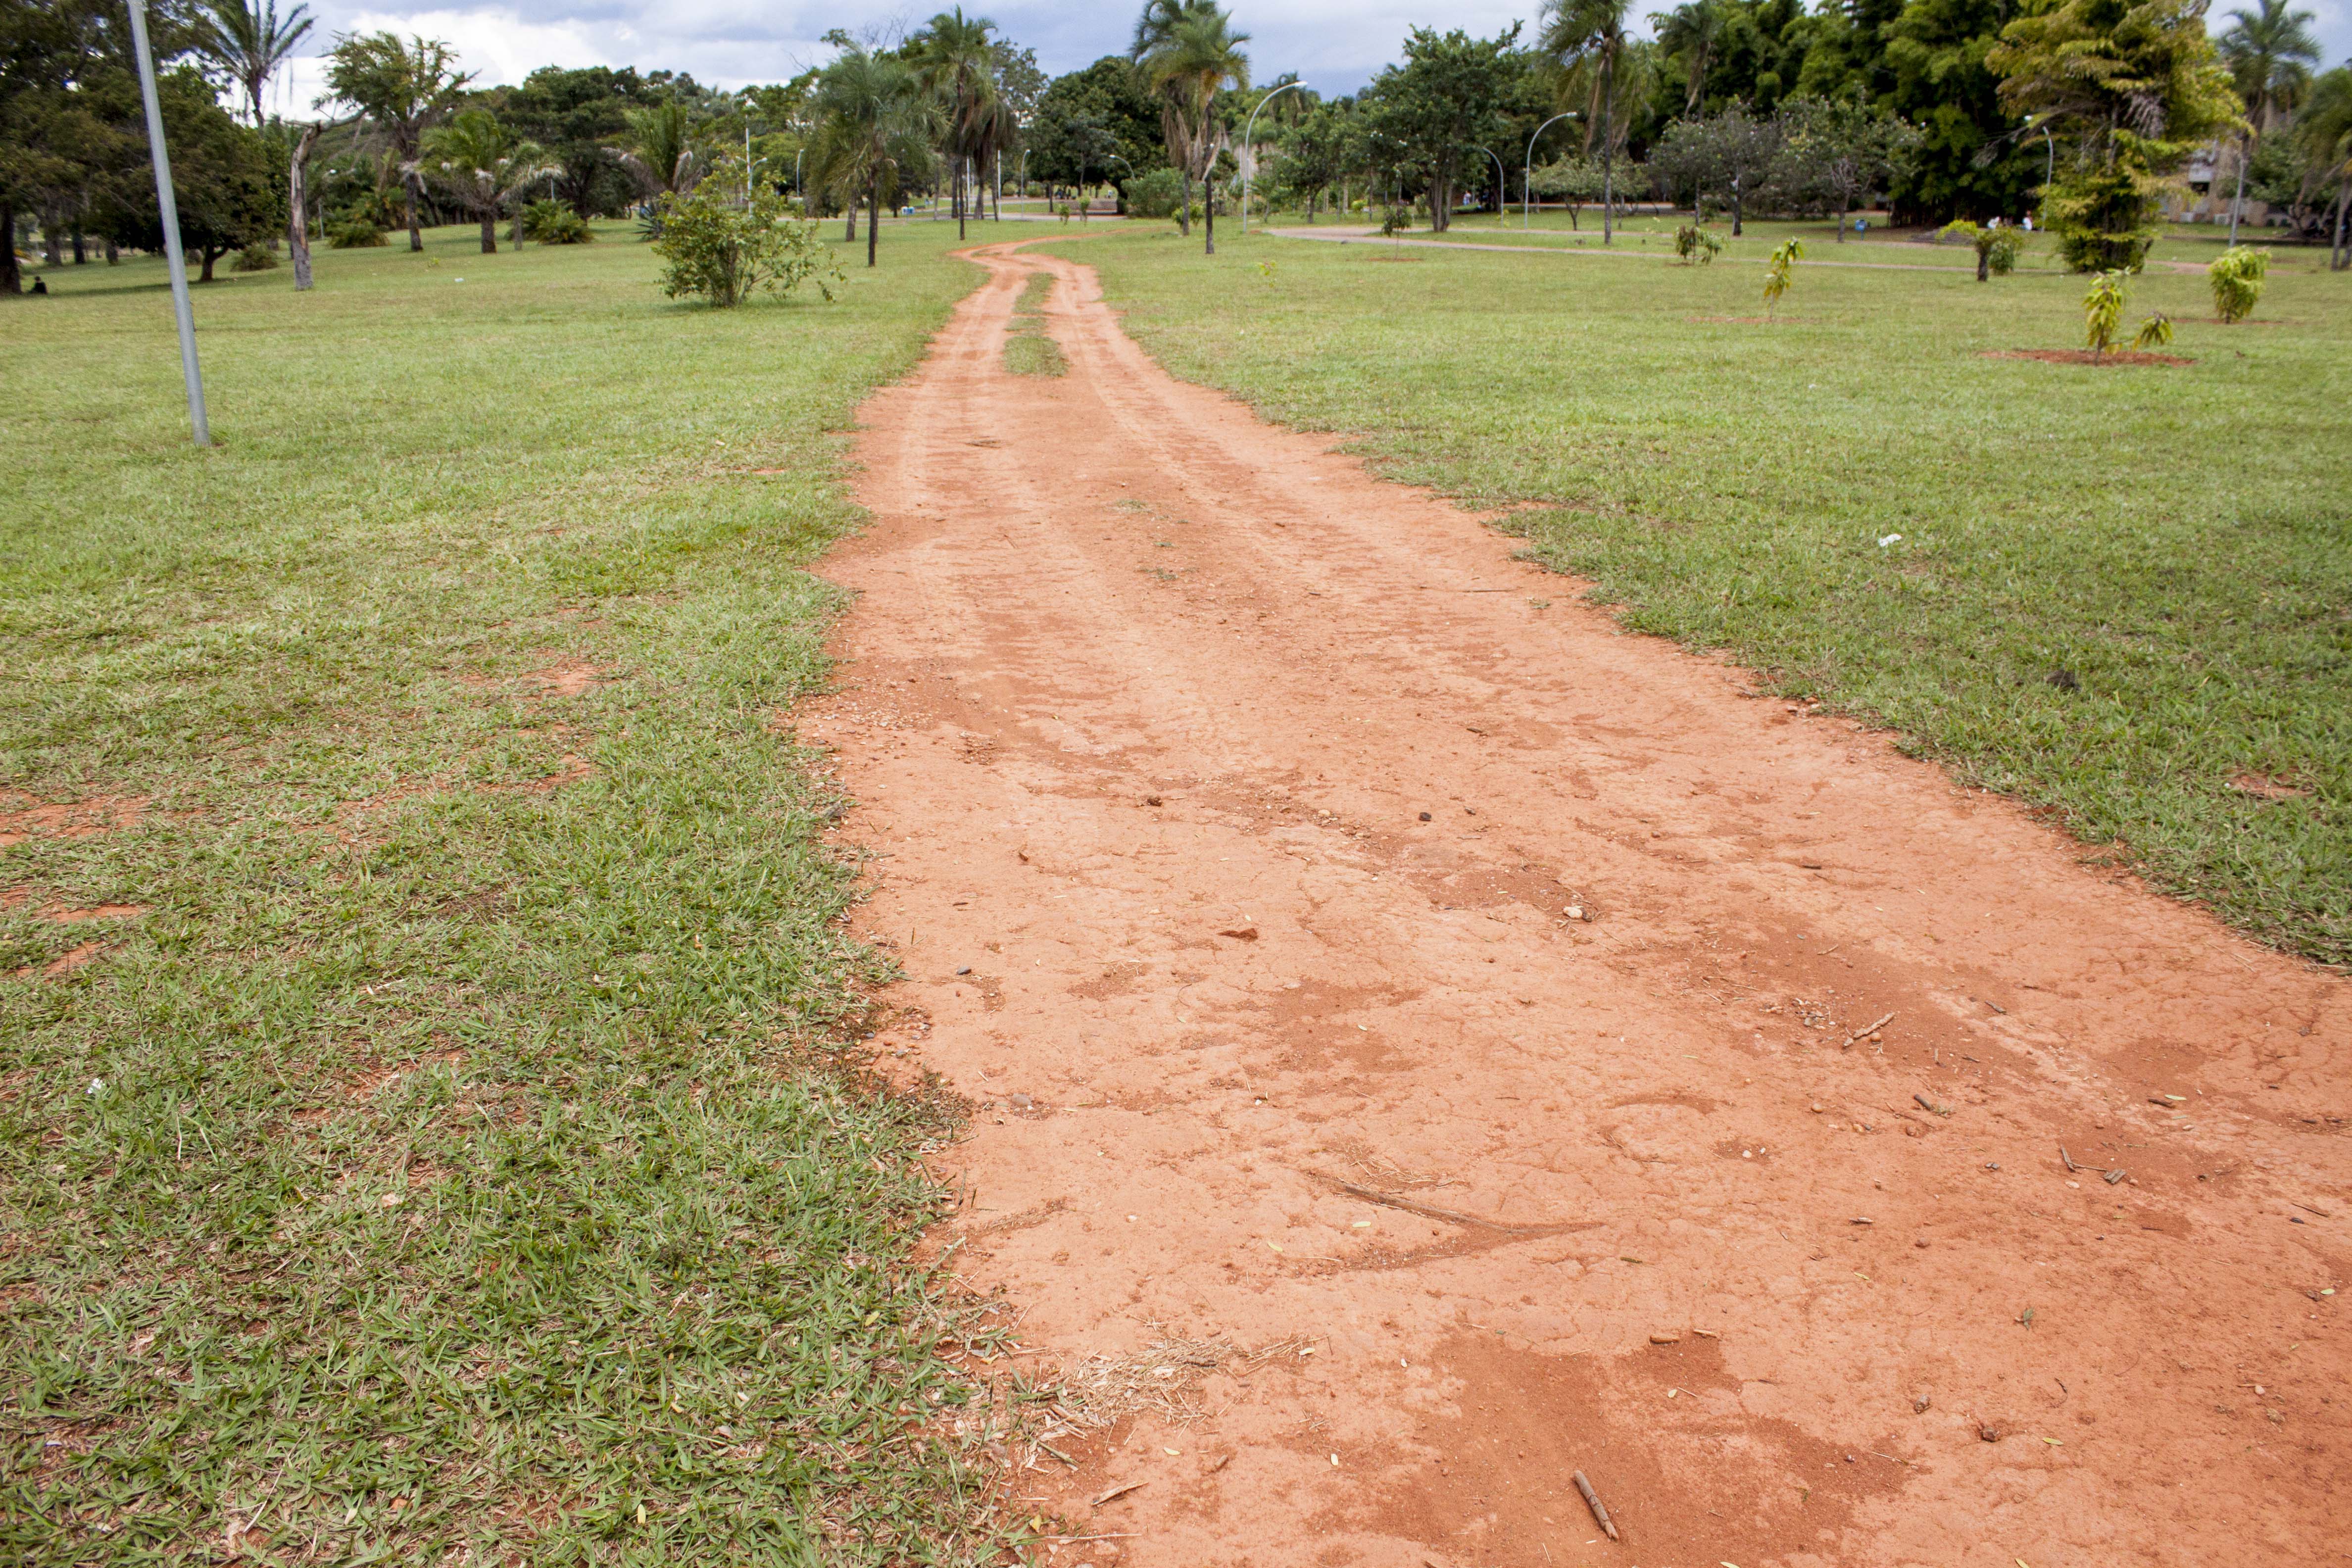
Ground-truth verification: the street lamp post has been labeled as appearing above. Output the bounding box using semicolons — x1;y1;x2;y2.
125;0;208;446
1470;146;1505;227
1240;80;1309;235
1524;111;1578;232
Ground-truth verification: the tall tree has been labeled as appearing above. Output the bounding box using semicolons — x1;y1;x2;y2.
2298;67;2352;267
1363;26;1526;232
1133;0;1250;254
322;32;472;251
1539;0;1636;242
420;106;551;252
91;64;280;280
1654;0;1730;115
1879;0;2045;221
1770;94;1921;237
1028;56;1165;202
1651;102;1780;230
1989;0;2242;270
2219;0;2320;132
194;0;312;126
809;44;939;267
620;98;701;198
910;7;1004;238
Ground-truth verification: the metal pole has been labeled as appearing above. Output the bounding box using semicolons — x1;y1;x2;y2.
1471;146;1504;226
1240;81;1309;235
1525;111;1576;231
126;0;209;447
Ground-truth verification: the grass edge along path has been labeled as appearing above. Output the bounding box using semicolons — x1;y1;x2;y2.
1;225;1031;1566
1057;227;2350;969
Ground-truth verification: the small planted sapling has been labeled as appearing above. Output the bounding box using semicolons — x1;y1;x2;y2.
2134;312;2174;351
2082;270;2126;355
1674;222;1724;264
1763;238;1803;317
1940;219;2022;282
2207;245;2268;323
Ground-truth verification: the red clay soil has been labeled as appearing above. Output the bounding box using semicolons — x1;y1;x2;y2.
1982;348;2196;367
800;240;2349;1568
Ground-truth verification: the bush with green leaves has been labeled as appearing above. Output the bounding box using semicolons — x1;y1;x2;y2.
520;197;593;245
1763;238;1803;315
1674;223;1724;264
1940;219;2023;281
2083;269;2127;354
1124;168;1185;219
326;216;387;248
650;167;841;308
2207;245;2268;323
2134;310;2175;351
230;243;280;272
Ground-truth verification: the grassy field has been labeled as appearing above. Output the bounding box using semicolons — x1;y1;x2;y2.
0;222;1014;1564
1060;224;2352;966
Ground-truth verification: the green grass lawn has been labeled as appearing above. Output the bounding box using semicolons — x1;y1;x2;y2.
1;222;1015;1565
1061;225;2352;967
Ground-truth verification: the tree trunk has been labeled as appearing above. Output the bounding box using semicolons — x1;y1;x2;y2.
105;237;118;264
868;175;880;268
1976;244;1990;282
290;124;319;291
480;212;496;252
1204;161;1216;254
1430;170;1450;233
1178;168;1191;236
0;203;18;294
1601;62;1615;246
72;227;86;263
955;155;966;241
404;171;423;251
845;201;857;242
43;203;62;265
199;243;222;282
1731;177;1743;237
2333;186;2350;270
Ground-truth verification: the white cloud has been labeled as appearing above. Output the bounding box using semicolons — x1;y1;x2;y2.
264;0;2352;106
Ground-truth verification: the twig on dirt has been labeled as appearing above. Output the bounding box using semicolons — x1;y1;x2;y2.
1037;1442;1078;1469
2293;1202;2333;1219
1312;1171;1564;1233
1572;1470;1620;1542
1090;1480;1146;1507
2059;1146;2079;1173
1848;1012;1896;1044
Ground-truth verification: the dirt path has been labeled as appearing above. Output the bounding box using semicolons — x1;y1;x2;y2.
801;240;2348;1568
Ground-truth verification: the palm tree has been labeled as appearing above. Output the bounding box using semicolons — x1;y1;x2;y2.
1539;0;1635;243
2216;0;2320;240
911;7;1004;240
2299;67;2352;268
196;0;315;126
1652;0;1725;116
323;32;475;251
1134;0;1250;254
421;108;554;253
2220;0;2321;131
621;100;702;199
811;47;942;267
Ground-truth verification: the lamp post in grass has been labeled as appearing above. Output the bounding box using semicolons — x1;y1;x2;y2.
1524;111;1578;231
125;0;209;446
1471;146;1505;227
1240;81;1309;235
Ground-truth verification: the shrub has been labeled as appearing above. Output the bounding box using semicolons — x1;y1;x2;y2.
1940;219;2022;281
230;243;279;272
2208;245;2268;323
650;165;840;307
2083;270;2127;354
327;217;387;248
1763;238;1803;315
1124;168;1184;219
2044;164;2156;274
521;198;593;245
2134;311;2175;351
1673;223;1724;264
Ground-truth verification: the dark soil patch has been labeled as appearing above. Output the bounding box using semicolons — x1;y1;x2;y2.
1983;348;2194;367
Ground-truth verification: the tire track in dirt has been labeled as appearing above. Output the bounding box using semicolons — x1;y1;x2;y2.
798;239;2349;1568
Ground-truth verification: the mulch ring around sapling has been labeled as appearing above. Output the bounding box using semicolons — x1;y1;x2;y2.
1981;348;2195;367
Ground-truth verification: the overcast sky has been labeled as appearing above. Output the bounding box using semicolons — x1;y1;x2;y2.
267;0;2352;118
